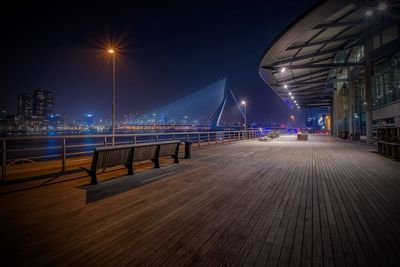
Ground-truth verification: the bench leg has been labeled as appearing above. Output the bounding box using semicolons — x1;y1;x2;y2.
90;172;98;185
152;158;160;168
172;155;179;163
126;164;134;175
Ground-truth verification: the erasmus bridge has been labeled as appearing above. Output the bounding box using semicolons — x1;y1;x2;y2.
131;78;245;127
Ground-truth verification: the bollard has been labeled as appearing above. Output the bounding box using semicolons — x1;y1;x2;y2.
184;141;193;159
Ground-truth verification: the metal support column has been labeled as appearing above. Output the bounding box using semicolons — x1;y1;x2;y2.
364;39;373;144
348;82;354;139
2;140;6;182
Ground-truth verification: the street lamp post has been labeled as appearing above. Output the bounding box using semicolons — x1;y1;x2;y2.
108;48;116;146
241;100;247;133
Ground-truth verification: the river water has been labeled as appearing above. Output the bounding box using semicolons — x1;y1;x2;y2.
2;129;236;163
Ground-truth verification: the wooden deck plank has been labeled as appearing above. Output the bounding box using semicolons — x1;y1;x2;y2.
1;135;400;266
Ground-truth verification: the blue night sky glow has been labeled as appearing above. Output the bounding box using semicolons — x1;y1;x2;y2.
1;0;317;124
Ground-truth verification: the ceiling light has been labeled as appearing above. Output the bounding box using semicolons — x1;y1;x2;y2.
378;3;387;11
366;10;373;16
280;67;286;73
283;84;288;89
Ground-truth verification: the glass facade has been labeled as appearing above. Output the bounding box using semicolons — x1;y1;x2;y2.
353;76;366;135
373;51;400;108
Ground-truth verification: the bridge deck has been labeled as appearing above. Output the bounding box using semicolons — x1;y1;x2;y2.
1;135;400;266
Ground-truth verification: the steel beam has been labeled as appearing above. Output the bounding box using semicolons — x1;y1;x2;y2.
287;34;359;50
313;20;364;29
285;62;364;70
274;69;330;83
274;46;345;66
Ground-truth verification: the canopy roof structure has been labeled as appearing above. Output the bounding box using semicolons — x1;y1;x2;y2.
258;0;396;108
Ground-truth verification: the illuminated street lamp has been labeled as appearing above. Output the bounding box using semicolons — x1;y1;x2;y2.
107;48;116;145
241;100;247;132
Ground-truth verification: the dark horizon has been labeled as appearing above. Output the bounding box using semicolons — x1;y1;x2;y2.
1;0;318;124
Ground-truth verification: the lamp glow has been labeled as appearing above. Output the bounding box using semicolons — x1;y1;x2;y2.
288;92;292;96
366;10;373;16
280;67;286;73
107;48;115;54
283;84;288;89
378;3;387;11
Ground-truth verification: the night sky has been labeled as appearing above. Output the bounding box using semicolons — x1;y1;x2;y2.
1;0;317;124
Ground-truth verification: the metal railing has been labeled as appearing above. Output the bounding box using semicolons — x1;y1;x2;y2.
0;130;261;182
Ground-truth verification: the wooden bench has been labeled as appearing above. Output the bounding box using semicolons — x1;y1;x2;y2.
297;133;308;141
81;144;135;185
133;141;180;170
82;141;181;184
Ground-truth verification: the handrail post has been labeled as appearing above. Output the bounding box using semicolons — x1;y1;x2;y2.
187;133;190;142
207;133;210;145
156;134;159;142
173;133;176;140
198;133;200;148
2;140;6;182
215;132;218;144
222;132;225;144
62;138;66;173
134;135;137;144
104;137;107;146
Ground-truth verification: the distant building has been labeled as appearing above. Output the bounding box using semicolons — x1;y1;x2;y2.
33;89;54;117
17;93;33;116
84;114;94;127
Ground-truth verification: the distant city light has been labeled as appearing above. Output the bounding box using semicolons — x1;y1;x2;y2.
378;3;387;11
366;10;373;16
241;100;246;105
297;106;300;109
280;67;286;73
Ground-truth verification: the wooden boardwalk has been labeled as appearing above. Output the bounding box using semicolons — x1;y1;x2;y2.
1;135;400;266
